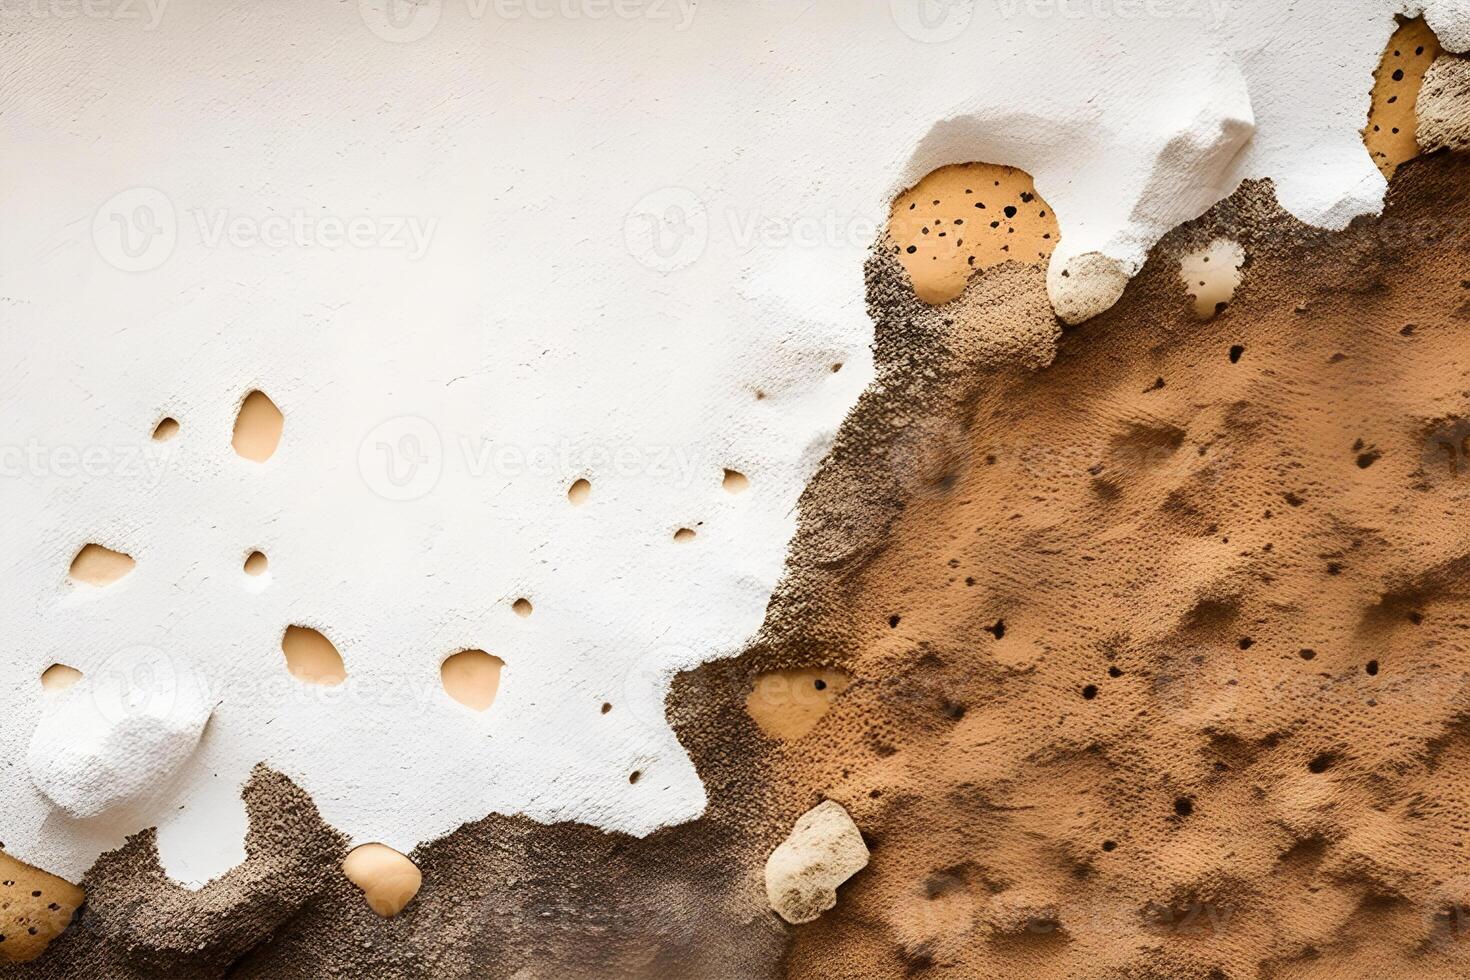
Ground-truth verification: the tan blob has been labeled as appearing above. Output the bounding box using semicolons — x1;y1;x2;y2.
39;664;82;692
567;478;592;506
888;162;1060;305
341;843;421;918
0;851;84;963
280;626;346;686
68;543;134;587
232;389;283;462
746;668;851;741
243;550;268;576
151;417;179;441
512;597;533;618
673;527;696;543
1365;17;1442;177
1179;238;1246;319
722;469;749;494
440;649;504;711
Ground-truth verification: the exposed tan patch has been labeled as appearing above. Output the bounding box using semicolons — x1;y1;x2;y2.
232;389;284;462
440;649;504;711
511;597;533;617
722;469;749;494
1179;237;1246;319
0;851;84;963
243;550;268;576
280;626;346;686
888;162;1059;305
746;668;851;741
341;843;421;918
567;478;591;506
67;543;134;587
1365;17;1442;177
673;527;697;543
39;664;82;692
151;417;179;441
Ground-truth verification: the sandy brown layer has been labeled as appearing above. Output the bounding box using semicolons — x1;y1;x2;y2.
6;152;1470;980
763;151;1470;979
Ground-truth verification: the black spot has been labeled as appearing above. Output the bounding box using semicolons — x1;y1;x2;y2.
888;614;901;629
1108;666;1123;678
1299;649;1316;660
1392;68;1404;81
1366;660;1379;676
1356;449;1381;468
1229;344;1245;363
1174;797;1194;817
1307;753;1334;774
814;678;827;691
1409;611;1424;625
983;619;1006;640
1082;685;1098;700
1238;637;1254;650
1400;323;1415;336
1003;205;1018;218
906;245;917;254
1284;492;1305;506
1102;840;1117;852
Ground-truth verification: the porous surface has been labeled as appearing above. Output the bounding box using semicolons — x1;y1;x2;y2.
765;801;869;925
1417;54;1470;152
768;153;1470;979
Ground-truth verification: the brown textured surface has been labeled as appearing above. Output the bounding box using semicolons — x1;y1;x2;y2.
6;154;1470;980
767;153;1470;979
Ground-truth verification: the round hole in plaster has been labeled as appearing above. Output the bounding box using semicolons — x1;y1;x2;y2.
629;770;642;784
567;478;592;506
68;543;135;587
512;597;533;618
342;843;421;918
601;702;612;714
244;551;268;576
440;649;504;712
151;417;180;441
232;389;283;463
281;625;346;686
722;469;749;494
673;527;696;543
40;664;82;692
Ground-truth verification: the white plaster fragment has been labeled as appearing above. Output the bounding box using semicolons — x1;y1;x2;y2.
27;648;212;820
765;801;869;925
1418;55;1470;152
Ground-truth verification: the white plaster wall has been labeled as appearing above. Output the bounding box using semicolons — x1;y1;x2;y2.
1;0;1464;886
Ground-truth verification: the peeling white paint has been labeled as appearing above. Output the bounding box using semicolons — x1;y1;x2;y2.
2;0;1466;885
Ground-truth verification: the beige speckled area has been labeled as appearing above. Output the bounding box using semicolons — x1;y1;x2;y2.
0;853;83;964
1365;17;1442;177
888;163;1059;305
